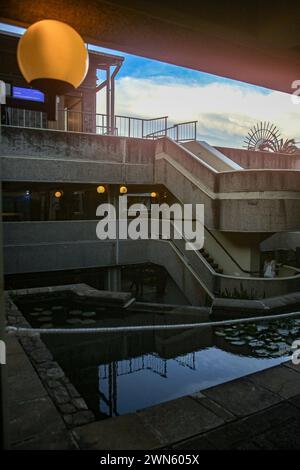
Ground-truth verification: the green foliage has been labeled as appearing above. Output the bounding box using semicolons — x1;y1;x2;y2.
219;283;257;299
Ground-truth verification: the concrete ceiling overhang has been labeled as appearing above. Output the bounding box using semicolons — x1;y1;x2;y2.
2;0;300;93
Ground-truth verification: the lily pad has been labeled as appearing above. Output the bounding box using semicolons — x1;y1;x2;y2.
81;319;96;325
249;340;263;347
37;316;52;322
278;329;289;337
41;310;52;316
214;331;226;337
67;318;81;325
69;310;82;315
255;349;269;356
82;312;96;318
256;325;269;332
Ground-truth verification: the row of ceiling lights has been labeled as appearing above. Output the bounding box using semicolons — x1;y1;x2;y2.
53;186;158;198
24;187;159;198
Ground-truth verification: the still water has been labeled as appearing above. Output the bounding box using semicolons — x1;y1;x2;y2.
17;296;300;419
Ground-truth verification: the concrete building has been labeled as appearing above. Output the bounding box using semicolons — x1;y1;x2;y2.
2;2;300;452
1;29;300;305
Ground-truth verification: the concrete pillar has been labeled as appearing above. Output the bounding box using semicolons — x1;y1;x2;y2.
106;185;122;292
106;267;122;292
0;180;9;449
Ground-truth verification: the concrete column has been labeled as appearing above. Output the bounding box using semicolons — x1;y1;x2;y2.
0;103;9;448
0;180;9;449
106;185;121;291
106;267;122;292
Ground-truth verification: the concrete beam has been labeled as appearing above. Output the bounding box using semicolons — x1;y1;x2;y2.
1;1;300;93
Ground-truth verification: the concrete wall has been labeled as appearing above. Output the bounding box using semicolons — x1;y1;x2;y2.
0;126;155;184
261;232;300;251
204;229;251;276
155;139;300;231
3;129;300;231
4;221;300;301
209;231;262;274
216;146;300;169
3;221;207;305
217;274;300;299
183;141;242;171
3;128;300;300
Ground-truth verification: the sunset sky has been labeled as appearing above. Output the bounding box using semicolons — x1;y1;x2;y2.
93;44;300;148
2;22;300;149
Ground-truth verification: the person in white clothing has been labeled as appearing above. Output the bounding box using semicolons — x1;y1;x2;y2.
263;256;276;278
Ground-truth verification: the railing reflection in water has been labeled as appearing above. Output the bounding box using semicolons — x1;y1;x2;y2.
98;351;196;416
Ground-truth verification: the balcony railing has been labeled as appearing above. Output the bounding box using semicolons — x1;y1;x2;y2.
3;107;196;142
145;121;197;142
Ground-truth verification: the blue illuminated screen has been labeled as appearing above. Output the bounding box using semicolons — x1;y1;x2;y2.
12;86;45;103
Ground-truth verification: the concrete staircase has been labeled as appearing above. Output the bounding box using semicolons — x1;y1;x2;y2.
199;248;224;274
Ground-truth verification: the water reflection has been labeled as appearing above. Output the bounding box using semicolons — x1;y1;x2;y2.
16;296;300;419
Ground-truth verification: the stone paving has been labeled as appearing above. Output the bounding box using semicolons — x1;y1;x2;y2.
6;292;95;430
73;361;300;450
6;334;77;450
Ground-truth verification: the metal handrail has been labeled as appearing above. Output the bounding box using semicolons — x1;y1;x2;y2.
113;113;168;122
145;120;197;142
3;107;169;140
204;226;260;276
3;107;197;142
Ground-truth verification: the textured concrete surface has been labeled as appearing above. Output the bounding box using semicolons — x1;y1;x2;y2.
137;397;224;445
247;364;300;399
73;414;161;450
202;377;282;417
7;334;76;450
72;362;300;450
4;230;208;305
174;402;300;450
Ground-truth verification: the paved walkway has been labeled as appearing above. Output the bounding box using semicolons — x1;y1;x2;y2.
7;333;300;450
6;334;77;450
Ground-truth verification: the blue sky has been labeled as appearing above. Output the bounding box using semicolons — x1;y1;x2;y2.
94;44;300;148
2;22;299;148
90;43;271;91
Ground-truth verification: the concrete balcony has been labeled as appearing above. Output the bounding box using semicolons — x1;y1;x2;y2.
2;126;300;232
155;138;300;231
0;126;155;184
4;221;300;303
3;221;207;305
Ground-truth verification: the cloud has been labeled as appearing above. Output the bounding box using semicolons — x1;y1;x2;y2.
97;76;300;148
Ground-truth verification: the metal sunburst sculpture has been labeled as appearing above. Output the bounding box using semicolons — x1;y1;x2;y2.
244;121;300;154
244;121;281;151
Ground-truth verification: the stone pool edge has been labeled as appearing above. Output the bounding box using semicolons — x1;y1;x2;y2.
6;290;96;431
